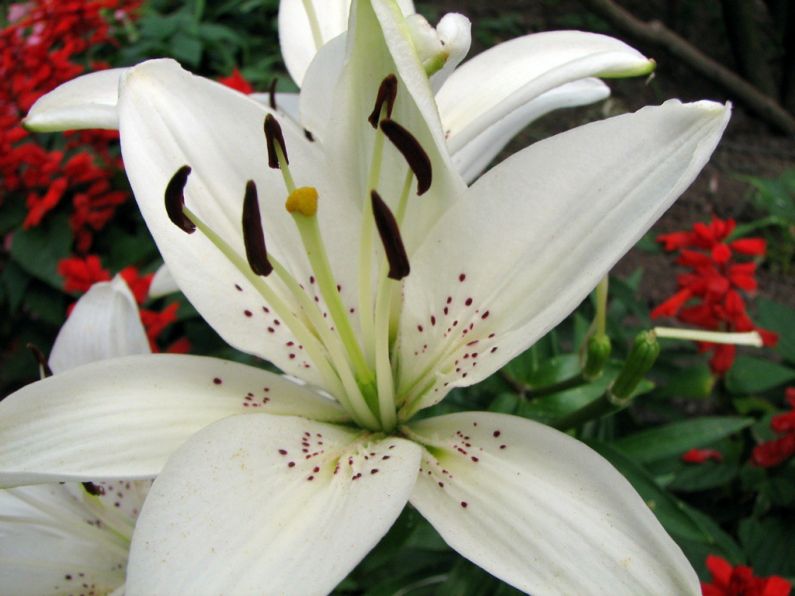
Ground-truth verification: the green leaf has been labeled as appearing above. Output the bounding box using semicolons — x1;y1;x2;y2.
9;214;73;290
653;363;715;400
725;356;795;395
756;299;795;364
739;515;795;575
614;417;754;464
587;441;708;543
0;260;31;313
667;463;738;492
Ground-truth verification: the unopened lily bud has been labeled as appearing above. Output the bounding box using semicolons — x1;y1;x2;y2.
609;331;660;404
583;334;611;381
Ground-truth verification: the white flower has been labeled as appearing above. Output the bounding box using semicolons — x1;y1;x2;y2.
26;1;655;184
0;278;150;595
7;1;731;593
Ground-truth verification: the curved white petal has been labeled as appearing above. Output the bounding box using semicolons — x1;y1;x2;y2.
454;77;610;183
0;354;347;486
326;0;466;253
0;484;128;595
429;13;471;93
126;414;421;595
249;91;302;124
23;68;125;132
398;100;730;414
279;0;414;86
118;58;361;387
408;412;699;594
147;264;179;299
299;32;348;142
49;276;150;374
438;31;654;154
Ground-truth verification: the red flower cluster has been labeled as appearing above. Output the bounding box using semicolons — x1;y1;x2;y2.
218;68;254;94
652;217;777;373
1;1;139;251
702;555;791;596
58;255;189;353
682;448;723;464
752;387;795;468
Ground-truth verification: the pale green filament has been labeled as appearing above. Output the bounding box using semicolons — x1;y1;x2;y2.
269;258;380;429
358;126;386;366
289;209;377;401
301;0;324;52
653;327;763;347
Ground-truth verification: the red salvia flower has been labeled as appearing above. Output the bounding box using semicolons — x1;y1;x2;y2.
701;555;791;596
2;0;140;249
218;68;254;94
752;387;795;468
653;217;777;373
682;448;723;464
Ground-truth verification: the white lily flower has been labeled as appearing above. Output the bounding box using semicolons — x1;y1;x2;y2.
6;0;731;593
0;277;150;595
25;3;654;184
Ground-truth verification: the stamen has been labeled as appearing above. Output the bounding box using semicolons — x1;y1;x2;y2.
264;114;288;169
380;119;432;195
285;187;318;217
164;165;196;233
301;0;324;51
26;343;52;378
268;78;278;110
370;190;410;280
242;180;273;277
368;74;398;128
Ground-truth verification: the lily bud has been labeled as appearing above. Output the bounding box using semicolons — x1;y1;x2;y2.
583;334;611;381
609;331;660;404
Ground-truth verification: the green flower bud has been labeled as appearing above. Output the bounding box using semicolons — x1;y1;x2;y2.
609;331;660;404
583;334;612;380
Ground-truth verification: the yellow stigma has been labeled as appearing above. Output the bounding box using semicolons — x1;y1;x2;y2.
286;186;319;216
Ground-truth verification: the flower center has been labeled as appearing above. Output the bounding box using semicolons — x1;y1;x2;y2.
162;74;430;434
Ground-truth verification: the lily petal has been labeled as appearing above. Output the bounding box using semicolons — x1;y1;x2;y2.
249;90;301;123
408;412;699;594
23;68;125;132
147;264;179;299
454;77;610;183
399;100;730;414
126;413;421;595
49;276;150;374
328;0;466;252
438;31;654;155
118;58;361;387
0;355;347;486
278;0;414;86
0;485;128;595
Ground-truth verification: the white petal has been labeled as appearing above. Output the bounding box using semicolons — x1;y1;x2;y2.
23;68;125;132
454;78;610;183
429;13;471;93
398;100;730;414
248;91;302;124
0;484;128;595
126;414;421;595
326;0;466;253
0;354;347;486
49;276;150;374
438;31;654;154
147;264;179;299
118;58;360;387
408;412;699;594
299;32;347;142
278;0;414;86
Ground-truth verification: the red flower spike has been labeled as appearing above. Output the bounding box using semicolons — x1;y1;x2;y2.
702;554;792;596
58;255;111;293
752;434;795;468
682;448;723;463
786;387;795;409
730;238;766;256
218;68;254;94
653;217;770;374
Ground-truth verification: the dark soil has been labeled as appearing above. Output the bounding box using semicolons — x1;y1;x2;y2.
421;0;795;309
